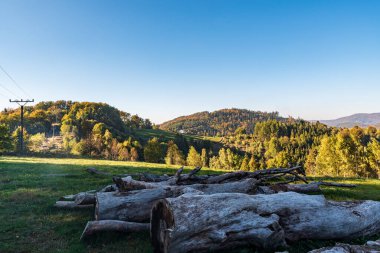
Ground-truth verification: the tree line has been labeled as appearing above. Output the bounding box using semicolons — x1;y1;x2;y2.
0;101;379;178
159;108;281;136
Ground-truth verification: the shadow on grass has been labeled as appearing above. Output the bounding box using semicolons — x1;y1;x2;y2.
1;157;379;253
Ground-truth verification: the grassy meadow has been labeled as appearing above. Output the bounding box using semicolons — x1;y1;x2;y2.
0;156;379;253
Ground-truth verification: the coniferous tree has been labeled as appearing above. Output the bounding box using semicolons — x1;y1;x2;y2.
201;148;208;167
240;154;250;171
165;141;185;165
187;146;202;167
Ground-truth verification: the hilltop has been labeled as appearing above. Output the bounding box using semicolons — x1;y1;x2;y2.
320;113;380;128
159;108;282;136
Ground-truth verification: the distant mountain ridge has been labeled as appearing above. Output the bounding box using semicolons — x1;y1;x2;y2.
159;108;282;136
319;113;380;128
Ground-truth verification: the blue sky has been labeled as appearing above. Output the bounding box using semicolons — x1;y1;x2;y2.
0;0;379;123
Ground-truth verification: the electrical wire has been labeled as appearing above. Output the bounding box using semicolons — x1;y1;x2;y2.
0;64;32;98
0;90;8;99
0;81;21;99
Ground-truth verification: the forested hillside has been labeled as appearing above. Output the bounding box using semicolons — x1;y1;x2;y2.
0;101;214;163
159;108;282;136
216;120;380;178
0;102;379;179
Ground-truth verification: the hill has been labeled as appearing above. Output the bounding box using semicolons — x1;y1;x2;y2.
159;108;282;136
320;113;380;128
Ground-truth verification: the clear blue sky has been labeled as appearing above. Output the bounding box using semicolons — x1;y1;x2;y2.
0;0;379;123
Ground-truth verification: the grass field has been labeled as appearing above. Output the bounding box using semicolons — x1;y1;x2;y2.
0;156;379;253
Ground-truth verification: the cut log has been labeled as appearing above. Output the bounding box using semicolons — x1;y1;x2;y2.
75;192;96;205
99;184;117;192
54;201;93;209
113;176;166;192
268;181;356;194
96;179;259;222
150;192;380;253
80;220;149;240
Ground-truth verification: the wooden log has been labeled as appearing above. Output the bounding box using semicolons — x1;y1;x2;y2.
80;220;149;240
96;179;259;222
75;192;96;205
113;176;166;192
99;184;117;192
113;166;307;192
151;192;380;253
54;201;93;209
266;181;357;194
308;239;380;252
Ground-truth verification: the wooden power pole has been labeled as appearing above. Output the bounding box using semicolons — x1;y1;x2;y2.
9;99;34;155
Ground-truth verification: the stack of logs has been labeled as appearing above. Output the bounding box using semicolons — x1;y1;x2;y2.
55;166;380;253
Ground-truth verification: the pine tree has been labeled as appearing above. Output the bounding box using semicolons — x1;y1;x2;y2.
165;141;185;165
201;148;208;167
248;155;257;171
240;154;250;171
186;146;202;167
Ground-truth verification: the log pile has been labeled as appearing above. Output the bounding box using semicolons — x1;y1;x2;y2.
54;166;380;253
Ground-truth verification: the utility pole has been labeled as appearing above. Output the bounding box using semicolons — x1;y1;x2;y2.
9;99;34;155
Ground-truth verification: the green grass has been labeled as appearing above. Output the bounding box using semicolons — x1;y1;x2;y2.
0;156;379;253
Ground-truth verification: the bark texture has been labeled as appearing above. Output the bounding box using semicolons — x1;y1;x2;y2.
96;179;259;222
54;201;93;209
151;192;380;253
80;220;149;240
308;239;380;253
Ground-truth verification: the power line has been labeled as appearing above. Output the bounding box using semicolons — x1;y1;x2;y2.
9;99;35;155
0;64;32;98
0;90;8;99
0;81;21;99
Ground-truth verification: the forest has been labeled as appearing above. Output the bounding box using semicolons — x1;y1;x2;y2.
0;101;379;178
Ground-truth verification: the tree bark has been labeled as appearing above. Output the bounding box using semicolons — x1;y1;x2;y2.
80;220;149;240
308;239;380;253
151;192;380;253
113;166;307;192
96;179;259;222
54;201;94;209
267;181;356;194
75;192;96;205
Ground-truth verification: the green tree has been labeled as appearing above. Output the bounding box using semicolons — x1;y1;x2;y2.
0;124;13;152
144;138;163;163
186;146;202;167
248;155;258;171
118;146;130;161
12;127;29;153
240;154;250;171
315;135;340;176
28;133;46;152
336;130;357;177
165;141;185;165
368;138;380;178
201;148;208;167
130;147;139;161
